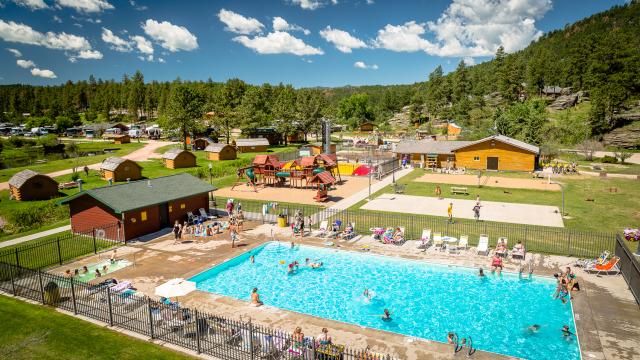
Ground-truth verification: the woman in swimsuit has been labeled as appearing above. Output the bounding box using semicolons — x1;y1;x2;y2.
491;254;503;275
317;328;332;345
250;288;263;306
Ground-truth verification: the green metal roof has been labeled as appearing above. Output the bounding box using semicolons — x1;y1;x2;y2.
59;173;215;213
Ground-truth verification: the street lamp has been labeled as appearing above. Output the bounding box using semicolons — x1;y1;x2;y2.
208;163;213;185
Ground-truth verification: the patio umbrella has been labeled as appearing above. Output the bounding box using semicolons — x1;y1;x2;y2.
155;278;196;299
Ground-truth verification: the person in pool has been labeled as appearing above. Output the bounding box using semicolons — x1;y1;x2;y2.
447;332;457;344
310;262;323;269
251;288;263;307
94;269;102;278
82;266;88;274
527;324;541;334
249;255;255;264
380;309;392;321
562;325;574;337
478;268;485;277
363;288;370;299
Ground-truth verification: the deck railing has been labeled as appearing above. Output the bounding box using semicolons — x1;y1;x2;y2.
615;234;640;306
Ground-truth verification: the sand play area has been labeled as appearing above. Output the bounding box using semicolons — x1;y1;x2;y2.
415;173;562;191
361;193;565;227
214;175;372;205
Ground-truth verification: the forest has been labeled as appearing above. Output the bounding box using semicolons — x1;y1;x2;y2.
0;1;638;148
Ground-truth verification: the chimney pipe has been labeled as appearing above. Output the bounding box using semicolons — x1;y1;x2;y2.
77;178;83;192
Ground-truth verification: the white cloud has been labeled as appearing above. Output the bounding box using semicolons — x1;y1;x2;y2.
319;26;367;53
17;59;35;68
31;67;57;78
233;31;323;56
373;21;435;53
218;9;264;35
131;35;153;54
290;0;322;10
56;0;114;13
101;27;132;51
273;17;310;35
142;19;198;52
53;15;63;23
158;57;165;63
366;0;374;4
77;49;102;59
463;56;475;66
7;48;22;57
138;54;153;62
0;20;92;52
354;61;378;70
12;0;48;10
330;0;337;4
129;0;147;11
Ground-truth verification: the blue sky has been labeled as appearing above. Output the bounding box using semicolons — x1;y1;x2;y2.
0;0;628;87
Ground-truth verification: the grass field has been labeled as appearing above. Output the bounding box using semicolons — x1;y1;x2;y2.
0;295;192;360
0;142;145;181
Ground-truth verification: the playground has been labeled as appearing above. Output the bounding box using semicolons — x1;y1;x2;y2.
415;173;562;191
360;193;565;227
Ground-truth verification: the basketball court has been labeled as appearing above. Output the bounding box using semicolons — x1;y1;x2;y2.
360;193;565;227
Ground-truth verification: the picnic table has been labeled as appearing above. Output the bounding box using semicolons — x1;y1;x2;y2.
450;186;468;195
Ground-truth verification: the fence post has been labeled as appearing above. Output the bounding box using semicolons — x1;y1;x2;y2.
248;320;254;360
9;265;17;296
37;270;45;304
92;228;97;254
567;232;573;257
70;277;78;315
57;238;63;265
14;248;20;268
147;298;155;339
106;286;114;326
195;309;201;354
310;336;317;359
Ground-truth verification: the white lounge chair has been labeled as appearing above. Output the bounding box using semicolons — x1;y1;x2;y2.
433;232;443;250
496;237;508;257
312;220;329;237
340;222;356;240
477;235;489;255
457;235;469;251
394;227;406;246
199;208;216;221
417;229;432;249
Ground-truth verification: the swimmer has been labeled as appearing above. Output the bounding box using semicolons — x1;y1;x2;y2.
380;309;392;321
363;288;372;300
250;255;255;264
478;268;485;277
102;264;108;273
527;324;541;334
82;266;88;274
310;262;323;269
562;325;574;337
447;332;457;344
305;258;310;265
290;241;295;249
94;269;102;278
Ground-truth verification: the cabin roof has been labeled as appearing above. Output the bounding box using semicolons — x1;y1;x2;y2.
162;148;194;160
9;169;56;188
451;135;539;154
204;143;234;153
236;138;270;147
100;157;141;171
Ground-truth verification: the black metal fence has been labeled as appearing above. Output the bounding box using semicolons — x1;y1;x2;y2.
212;197;614;258
615;234;640;306
0;223;123;271
0;261;394;360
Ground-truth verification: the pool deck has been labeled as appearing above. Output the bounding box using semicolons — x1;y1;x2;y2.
53;220;640;360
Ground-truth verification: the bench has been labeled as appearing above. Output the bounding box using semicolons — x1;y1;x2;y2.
450;186;469;195
58;181;78;190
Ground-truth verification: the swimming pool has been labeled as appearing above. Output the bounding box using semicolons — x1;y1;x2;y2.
190;242;580;360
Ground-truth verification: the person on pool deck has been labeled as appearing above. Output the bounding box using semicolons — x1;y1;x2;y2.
447;203;453;223
381;309;392;321
491;253;503;275
478;268;485;277
173;220;182;244
292;327;305;349
110;249;117;263
393;227;404;242
74;269;79;276
65;269;73;278
447;332;457;344
251;288;263;306
317;328;332;345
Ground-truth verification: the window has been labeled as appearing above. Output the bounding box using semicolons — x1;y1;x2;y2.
473;156;480;161
141;211;147;221
180;203;186;209
168;205;172;213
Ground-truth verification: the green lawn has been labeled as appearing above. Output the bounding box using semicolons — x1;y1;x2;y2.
0;142;145;181
0;295;192;360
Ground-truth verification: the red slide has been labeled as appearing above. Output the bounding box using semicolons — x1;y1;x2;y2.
352;164;374;176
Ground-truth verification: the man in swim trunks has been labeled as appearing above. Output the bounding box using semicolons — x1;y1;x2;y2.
381;309;392;321
562;325;573;337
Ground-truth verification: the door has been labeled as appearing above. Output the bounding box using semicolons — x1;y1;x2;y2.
487;157;499;171
159;203;169;227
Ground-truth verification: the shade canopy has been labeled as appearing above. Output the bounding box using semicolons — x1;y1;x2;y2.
155;278;196;298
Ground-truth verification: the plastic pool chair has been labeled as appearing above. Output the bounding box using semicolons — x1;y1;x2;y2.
341;222;356;240
576;251;610;268
477;235;489;255
457;235;469;251
432;232;443;250
418;229;432;249
313;220;329;237
585;256;621;275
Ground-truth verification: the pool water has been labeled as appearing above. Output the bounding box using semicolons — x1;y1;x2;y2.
73;259;132;282
190;242;580;360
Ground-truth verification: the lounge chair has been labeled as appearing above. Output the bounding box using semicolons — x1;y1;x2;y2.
584;256;621;275
457;235;469;251
477;235;489;255
186;211;199;224
417;229;432;249
495;237;508;257
340;222;356;240
393;227;406;245
199;208;216;221
576;251;609;268
512;243;526;260
432;232;443;250
313;220;329;237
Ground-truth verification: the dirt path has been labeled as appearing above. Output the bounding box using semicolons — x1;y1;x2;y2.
0;140;176;190
415;173;562;191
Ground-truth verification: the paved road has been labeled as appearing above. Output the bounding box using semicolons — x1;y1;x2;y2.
0;224;71;249
0;140;176;190
562;149;640;165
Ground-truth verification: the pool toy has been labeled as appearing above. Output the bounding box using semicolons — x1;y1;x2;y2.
279;260;285;264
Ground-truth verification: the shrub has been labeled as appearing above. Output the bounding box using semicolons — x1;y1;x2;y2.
5;203;67;232
70;172;80;182
601;155;618;163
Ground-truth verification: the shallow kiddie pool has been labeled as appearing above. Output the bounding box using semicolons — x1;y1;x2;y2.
190;242;580;360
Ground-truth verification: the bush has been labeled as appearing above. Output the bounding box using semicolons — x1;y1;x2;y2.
601;155;618;163
70;172;80;182
5;203;67;232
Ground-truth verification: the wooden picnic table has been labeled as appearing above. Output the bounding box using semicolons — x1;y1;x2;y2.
450;186;468;195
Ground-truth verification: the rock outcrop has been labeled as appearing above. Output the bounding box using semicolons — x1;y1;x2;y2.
548;93;579;110
603;122;640;149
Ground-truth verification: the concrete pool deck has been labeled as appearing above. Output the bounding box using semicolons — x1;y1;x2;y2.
51;220;639;360
360;193;565;227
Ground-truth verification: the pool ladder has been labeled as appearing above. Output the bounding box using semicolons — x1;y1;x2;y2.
451;333;477;357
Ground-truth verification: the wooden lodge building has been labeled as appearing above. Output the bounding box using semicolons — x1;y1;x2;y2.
193;137;216;151
394;135;539;172
60;173;215;241
235;138;270;153
8;169;59;201
103;134;131;144
162;149;196;169
100;157;142;182
359;122;376;132
205;143;237;161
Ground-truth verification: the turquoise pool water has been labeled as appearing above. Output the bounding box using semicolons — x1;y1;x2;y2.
190;242;580;360
73;259;132;283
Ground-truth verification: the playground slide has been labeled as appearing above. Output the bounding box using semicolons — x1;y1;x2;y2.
246;168;256;180
352;164;374;176
275;172;291;177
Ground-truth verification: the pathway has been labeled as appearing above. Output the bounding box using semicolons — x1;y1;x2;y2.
327;167;413;210
0;224;71;249
0;140;176;190
562;149;640;165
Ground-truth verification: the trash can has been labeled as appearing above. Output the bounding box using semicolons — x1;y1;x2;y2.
277;215;287;228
